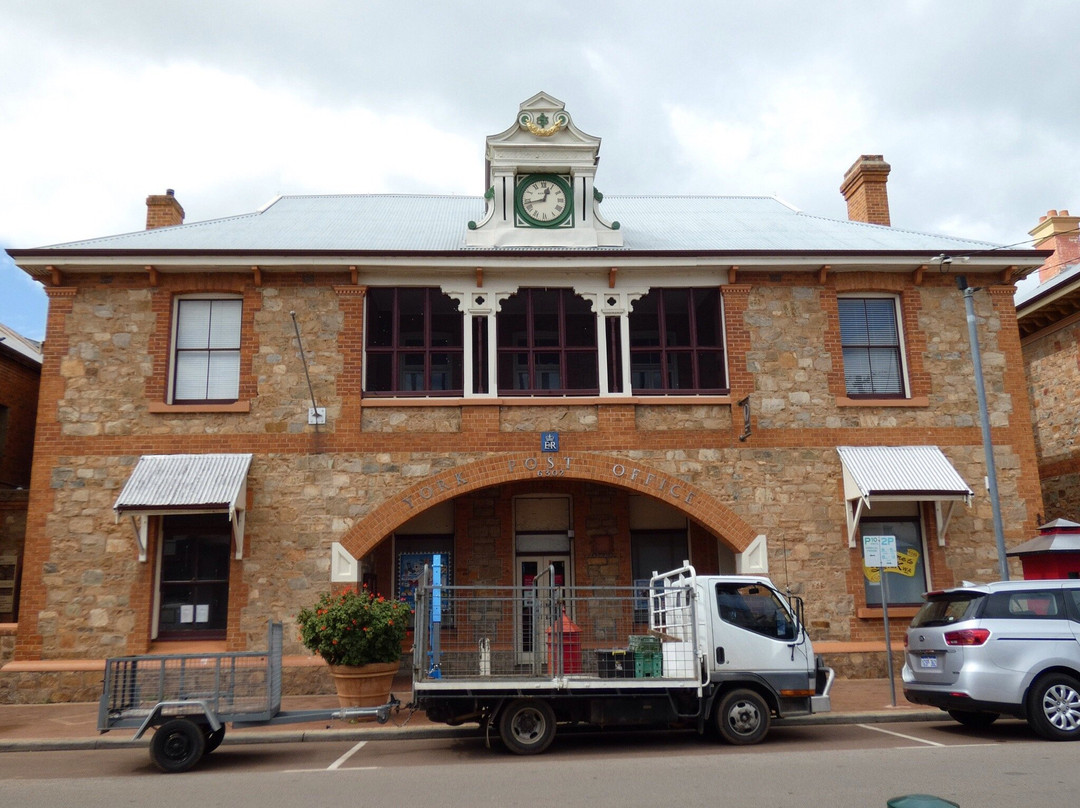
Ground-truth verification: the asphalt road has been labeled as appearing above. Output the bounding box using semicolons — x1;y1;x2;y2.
2;719;1077;807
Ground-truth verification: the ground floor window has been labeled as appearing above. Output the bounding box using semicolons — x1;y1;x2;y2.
860;516;927;607
157;514;231;639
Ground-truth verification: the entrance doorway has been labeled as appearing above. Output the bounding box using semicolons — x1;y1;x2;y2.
514;495;572;664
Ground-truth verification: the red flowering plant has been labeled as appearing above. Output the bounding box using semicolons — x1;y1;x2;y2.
296;586;409;666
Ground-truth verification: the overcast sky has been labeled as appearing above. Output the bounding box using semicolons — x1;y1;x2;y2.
2;1;1079;342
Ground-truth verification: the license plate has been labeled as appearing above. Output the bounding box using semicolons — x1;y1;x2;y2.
920;654;938;669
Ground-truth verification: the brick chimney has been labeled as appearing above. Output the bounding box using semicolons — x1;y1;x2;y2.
840;155;891;226
145;189;185;229
1029;209;1080;284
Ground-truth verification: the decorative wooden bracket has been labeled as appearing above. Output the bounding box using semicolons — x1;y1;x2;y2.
252;266;262;287
818;265;830;285
608;267;618;289
476;267;484;288
146;265;159;287
913;265;926;286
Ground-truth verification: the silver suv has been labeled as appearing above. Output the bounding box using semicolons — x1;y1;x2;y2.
902;579;1080;740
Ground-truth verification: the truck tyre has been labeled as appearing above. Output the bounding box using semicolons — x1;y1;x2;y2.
150;718;207;773
1026;673;1080;741
715;689;770;745
947;709;999;730
498;699;557;755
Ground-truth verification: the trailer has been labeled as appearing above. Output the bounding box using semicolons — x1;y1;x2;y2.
412;561;834;754
97;622;395;772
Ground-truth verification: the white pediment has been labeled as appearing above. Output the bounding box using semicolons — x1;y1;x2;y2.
466;92;623;248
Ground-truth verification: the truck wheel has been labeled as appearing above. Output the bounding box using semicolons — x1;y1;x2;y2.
498;699;557;755
715;689;770;745
150;719;207;773
1027;673;1080;740
947;709;999;730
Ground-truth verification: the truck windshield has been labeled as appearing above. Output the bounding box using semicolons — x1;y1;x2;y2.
910;592;983;627
715;583;796;640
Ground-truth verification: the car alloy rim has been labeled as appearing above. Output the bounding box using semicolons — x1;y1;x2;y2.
1042;683;1080;732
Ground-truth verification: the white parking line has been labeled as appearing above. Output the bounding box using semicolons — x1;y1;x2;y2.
858;724;945;746
328;740;368;770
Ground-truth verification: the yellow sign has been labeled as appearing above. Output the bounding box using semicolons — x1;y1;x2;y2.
863;548;920;582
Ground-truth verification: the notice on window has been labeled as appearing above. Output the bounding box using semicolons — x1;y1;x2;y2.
180;604;194;624
196;604;210;623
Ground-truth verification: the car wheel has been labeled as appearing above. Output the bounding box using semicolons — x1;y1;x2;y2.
1027;673;1080;741
947;709;999;730
498;699;557;755
149;718;207;772
714;688;770;745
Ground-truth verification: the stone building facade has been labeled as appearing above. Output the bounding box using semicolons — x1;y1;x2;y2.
1017;209;1080;522
3;94;1048;701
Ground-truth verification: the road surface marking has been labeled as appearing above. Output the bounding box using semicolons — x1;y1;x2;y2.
858;723;944;746
328;740;367;770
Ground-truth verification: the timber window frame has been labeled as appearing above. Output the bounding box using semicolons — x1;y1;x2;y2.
837;295;909;398
169;296;243;404
627;288;729;395
364;287;464;396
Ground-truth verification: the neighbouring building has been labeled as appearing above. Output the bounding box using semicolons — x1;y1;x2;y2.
2;93;1048;702
1016;209;1080;523
0;320;42;678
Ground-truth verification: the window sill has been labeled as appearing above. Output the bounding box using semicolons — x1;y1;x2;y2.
835;396;929;408
856;606;920;620
149;402;251;414
361;395;733;407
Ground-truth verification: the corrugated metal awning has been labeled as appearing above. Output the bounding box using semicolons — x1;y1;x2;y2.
114;454;253;561
837;446;973;548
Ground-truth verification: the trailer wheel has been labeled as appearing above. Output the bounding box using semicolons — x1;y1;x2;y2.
150;718;207;773
715;689;770;745
498;699;557;755
204;725;226;753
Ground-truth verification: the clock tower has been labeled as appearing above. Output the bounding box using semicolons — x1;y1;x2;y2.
466;92;623;248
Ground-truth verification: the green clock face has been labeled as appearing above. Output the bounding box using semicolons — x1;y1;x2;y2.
515;174;572;228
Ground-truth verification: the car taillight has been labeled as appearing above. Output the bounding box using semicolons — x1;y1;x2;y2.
944;628;990;646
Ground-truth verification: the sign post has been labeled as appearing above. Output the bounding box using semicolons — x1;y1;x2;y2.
863;535;899;706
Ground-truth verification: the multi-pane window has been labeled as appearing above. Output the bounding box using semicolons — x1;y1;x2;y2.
496;289;598;394
838;297;905;397
158;514;231;639
628;288;727;394
861;518;927;607
366;288;464;395
172;298;242;403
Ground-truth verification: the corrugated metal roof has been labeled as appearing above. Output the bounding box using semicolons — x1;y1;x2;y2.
113;454;253;513
36;194;1004;254
837;446;973;500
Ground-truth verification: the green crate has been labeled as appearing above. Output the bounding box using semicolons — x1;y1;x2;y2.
634;650;662;678
628;634;661;654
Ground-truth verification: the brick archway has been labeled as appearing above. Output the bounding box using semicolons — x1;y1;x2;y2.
338;451;757;561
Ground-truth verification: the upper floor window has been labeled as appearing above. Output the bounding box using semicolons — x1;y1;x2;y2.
172;298;241;403
496;289;598;394
629;288;727;394
366;288;463;395
838;296;905;397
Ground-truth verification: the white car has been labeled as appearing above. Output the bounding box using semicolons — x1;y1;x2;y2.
902;579;1080;740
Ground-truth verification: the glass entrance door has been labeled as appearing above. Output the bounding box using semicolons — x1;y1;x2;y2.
517;555;569;665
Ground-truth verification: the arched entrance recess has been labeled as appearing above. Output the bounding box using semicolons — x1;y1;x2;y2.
337;452;760;566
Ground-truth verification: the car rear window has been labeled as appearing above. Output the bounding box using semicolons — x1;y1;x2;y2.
910;592;984;627
982;590;1064;619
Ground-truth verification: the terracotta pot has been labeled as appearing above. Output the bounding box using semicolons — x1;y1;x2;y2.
327;661;399;708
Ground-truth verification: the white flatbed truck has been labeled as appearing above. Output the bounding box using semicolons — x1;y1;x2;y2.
412;561;834;754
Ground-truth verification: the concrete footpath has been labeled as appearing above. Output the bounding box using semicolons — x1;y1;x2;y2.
0;678;943;752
